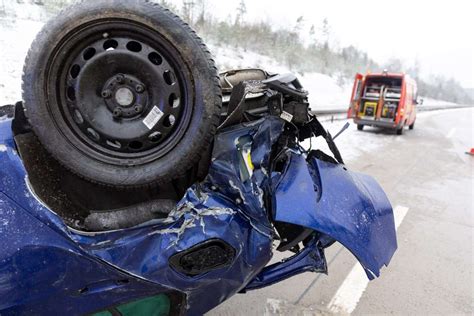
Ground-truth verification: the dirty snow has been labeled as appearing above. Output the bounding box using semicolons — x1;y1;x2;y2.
0;18;44;104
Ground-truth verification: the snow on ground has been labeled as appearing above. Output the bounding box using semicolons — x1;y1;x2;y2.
418;97;458;107
303;109;451;164
0;18;44;104
416;96;469;111
302;119;387;163
1;1;49;22
209;43;353;111
209;44;289;75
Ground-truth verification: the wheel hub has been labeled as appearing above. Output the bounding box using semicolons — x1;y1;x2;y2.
115;87;134;106
102;73;148;119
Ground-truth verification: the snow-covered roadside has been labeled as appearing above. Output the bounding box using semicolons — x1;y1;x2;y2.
0;19;44;104
302;119;386;163
303;108;468;165
209;44;353;111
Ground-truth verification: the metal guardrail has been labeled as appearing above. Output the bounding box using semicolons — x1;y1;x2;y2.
416;104;474;112
312;104;474;121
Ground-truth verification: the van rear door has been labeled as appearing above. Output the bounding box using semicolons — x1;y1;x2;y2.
348;73;364;118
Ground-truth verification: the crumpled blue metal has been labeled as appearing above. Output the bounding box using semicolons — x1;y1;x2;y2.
0;117;281;315
0;114;397;315
244;235;327;291
272;151;397;279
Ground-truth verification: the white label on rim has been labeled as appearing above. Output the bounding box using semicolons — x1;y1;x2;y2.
143;106;164;130
280;111;293;122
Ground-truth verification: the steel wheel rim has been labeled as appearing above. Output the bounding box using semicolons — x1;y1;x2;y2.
46;19;193;165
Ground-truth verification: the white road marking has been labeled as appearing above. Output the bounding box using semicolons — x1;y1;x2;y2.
446;128;456;139
327;205;409;314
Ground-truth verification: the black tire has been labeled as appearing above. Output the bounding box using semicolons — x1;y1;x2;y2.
409;121;415;130
22;0;221;188
396;127;404;135
357;124;364;131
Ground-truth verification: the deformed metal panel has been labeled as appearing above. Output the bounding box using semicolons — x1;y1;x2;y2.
273;152;397;279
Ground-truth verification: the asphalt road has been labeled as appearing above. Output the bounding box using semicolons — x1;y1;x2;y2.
207;108;474;315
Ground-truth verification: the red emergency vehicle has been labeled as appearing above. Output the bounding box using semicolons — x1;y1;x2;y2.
348;71;421;135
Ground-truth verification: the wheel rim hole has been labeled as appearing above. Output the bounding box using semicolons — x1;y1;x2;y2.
73;109;84;124
163;70;176;85
106;140;121;149
83;47;96;60
148;132;162;143
126;41;142;52
67;86;76;101
163;114;176;127
129;141;143;150
70;64;81;79
87;128;100;141
148;52;163;65
169;93;180;108
103;39;118;51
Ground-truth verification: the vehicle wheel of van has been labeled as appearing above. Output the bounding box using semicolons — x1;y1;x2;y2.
22;0;221;188
357;124;364;131
409;122;415;130
396;127;404;135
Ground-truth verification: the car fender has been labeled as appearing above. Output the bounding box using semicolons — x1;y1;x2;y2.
273;152;397;279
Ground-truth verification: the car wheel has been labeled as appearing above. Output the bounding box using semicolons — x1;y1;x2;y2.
396;127;404;135
22;0;221;188
409;122;415;130
357;124;364;131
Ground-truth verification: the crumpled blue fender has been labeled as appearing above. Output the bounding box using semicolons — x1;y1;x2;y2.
272;151;397;279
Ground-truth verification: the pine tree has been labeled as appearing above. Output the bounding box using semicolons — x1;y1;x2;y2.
182;0;195;24
235;0;246;26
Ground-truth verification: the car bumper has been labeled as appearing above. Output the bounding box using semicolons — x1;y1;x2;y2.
355;117;401;129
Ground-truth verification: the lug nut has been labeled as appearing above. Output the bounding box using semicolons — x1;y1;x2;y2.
101;90;112;99
134;104;143;113
115;74;125;84
135;84;145;93
113;108;123;118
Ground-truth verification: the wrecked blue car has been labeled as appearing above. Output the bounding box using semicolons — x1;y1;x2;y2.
0;1;396;315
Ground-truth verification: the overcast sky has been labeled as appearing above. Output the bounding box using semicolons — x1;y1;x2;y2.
182;0;473;88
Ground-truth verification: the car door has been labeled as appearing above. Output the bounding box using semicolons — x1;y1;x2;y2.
347;73;364;118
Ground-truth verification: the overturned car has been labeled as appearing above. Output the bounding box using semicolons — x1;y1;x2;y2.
0;1;397;315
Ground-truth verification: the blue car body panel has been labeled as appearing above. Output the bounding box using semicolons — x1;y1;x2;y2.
0;115;397;315
273;152;397;279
